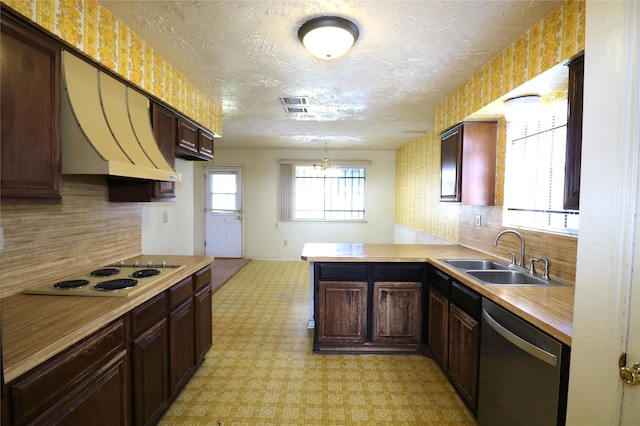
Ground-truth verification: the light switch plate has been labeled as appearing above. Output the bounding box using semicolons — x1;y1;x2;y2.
475;214;482;227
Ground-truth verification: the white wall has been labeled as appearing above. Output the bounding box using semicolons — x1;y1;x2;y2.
142;158;195;255
197;149;396;260
393;223;452;245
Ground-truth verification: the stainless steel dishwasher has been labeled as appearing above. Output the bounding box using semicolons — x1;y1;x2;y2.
478;298;570;426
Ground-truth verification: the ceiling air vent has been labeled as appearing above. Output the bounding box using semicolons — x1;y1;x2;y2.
280;96;310;113
284;106;309;113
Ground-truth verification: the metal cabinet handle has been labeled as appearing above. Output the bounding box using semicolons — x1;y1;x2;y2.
619;353;640;386
482;308;557;366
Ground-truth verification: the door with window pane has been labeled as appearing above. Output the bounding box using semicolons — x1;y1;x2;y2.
205;167;242;258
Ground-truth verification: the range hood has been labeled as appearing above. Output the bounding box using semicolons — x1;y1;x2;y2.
61;51;180;182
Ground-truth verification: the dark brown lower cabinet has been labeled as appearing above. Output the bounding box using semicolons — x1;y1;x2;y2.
169;298;195;396
3;264;213;426
373;282;422;345
132;320;169;426
427;268;481;414
317;281;368;344
314;263;426;353
428;287;449;369
130;291;170;426
194;284;213;364
448;303;480;411
8;319;130;425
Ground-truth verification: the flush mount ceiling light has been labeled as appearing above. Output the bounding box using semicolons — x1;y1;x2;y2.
298;16;359;60
504;94;541;122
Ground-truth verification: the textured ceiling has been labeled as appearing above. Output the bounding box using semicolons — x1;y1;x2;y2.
102;0;562;151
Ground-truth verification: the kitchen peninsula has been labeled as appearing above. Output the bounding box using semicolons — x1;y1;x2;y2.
303;242;574;416
301;243;574;346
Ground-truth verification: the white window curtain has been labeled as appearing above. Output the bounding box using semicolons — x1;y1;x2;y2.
280;163;295;220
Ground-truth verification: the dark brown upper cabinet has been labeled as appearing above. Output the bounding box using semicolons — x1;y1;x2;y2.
440;121;497;206
1;8;62;204
564;52;584;211
176;117;215;161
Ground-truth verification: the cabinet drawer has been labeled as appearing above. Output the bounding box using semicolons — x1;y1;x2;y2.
170;276;194;309
131;291;168;337
430;267;452;297
374;263;425;282
317;263;368;280
194;265;212;291
10;319;127;425
451;281;481;320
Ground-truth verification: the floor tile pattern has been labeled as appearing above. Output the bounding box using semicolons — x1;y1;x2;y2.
159;260;476;425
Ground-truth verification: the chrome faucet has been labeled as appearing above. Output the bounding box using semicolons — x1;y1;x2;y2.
493;229;525;267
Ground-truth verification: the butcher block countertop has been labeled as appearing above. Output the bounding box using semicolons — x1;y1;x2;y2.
1;255;214;383
302;243;574;347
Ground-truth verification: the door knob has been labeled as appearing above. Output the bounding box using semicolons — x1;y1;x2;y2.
618;353;640;386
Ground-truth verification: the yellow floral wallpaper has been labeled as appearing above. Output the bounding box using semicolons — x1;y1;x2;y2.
396;0;585;242
2;0;222;135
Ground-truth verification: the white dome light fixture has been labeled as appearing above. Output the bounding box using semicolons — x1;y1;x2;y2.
504;94;541;122
298;16;359;60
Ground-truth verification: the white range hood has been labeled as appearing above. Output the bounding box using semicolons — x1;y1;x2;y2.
61;51;180;182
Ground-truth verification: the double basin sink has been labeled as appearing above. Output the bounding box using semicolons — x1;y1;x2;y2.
442;259;568;286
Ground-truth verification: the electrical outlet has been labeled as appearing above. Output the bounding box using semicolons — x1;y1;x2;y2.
284;240;288;246
475;214;482;227
163;210;168;223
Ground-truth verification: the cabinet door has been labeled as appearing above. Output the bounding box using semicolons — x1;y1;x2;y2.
448;303;480;412
10;319;127;425
373;282;422;344
150;102;177;200
198;129;215;160
564;53;584;210
194;284;213;365
132;319;169;426
177;118;198;154
48;351;130;425
169;298;195;396
428;288;449;369
440;125;462;202
460;122;497;206
1;10;61;203
317;281;367;343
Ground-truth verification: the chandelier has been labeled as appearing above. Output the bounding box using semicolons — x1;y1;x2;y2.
314;141;338;171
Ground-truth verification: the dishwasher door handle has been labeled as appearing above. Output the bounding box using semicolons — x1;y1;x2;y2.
482;308;557;366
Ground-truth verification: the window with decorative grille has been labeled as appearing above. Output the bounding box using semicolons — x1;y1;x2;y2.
280;164;365;221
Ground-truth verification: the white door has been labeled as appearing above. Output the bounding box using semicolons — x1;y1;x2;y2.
621;2;640;422
205;167;242;258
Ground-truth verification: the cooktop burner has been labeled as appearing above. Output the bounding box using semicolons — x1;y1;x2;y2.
24;262;186;297
94;278;139;291
90;268;120;277
130;268;161;278
53;279;91;289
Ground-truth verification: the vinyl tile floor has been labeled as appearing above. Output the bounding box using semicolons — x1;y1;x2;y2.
159;260;476;425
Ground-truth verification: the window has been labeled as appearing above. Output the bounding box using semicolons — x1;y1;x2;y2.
503;99;579;235
280;164;366;221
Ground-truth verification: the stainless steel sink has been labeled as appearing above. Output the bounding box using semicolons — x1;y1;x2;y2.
443;259;510;271
466;270;564;286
